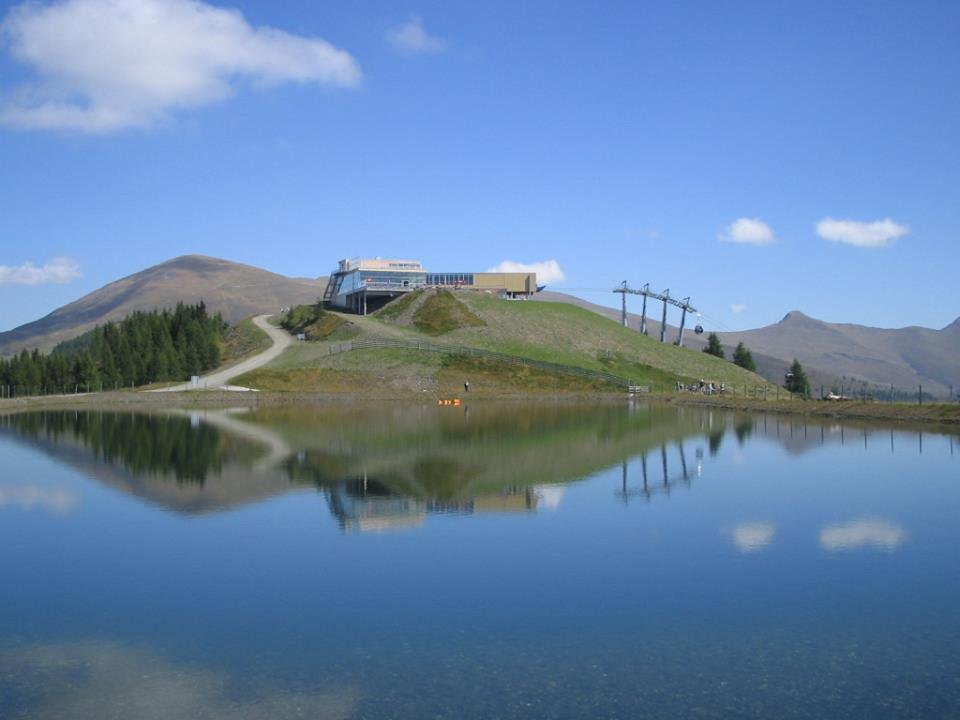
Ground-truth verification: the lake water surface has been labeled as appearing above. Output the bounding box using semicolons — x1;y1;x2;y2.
1;403;958;719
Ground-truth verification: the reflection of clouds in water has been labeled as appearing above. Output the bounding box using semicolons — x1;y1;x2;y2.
731;522;775;552
533;485;566;511
0;484;77;514
819;518;907;552
0;641;357;719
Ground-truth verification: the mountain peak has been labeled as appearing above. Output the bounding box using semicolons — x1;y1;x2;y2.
779;310;814;324
943;316;960;333
0;256;327;356
153;254;238;272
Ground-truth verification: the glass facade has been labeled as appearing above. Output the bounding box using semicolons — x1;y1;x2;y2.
337;269;428;296
426;273;475;286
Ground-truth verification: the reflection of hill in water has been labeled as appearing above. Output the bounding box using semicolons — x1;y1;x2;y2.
0;411;294;515
703;411;956;457
4;405;949;523
275;403;704;499
2;404;707;518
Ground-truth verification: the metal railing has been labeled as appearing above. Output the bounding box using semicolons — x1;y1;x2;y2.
322;336;639;390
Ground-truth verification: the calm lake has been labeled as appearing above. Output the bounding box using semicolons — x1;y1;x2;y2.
1;403;958;719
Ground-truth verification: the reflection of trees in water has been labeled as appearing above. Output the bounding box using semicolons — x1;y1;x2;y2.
1;411;233;484
734;419;754;446
708;431;724;456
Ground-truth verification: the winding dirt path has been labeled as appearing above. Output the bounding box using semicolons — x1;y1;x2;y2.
150;315;290;392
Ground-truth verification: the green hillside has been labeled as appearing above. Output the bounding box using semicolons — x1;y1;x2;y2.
235;291;779;394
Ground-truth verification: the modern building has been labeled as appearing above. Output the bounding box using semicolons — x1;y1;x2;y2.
324;477;539;533
323;258;538;314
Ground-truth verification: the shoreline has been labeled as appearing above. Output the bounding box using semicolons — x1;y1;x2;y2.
1;389;958;427
661;393;960;426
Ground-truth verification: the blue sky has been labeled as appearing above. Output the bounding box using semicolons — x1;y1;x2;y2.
1;0;958;333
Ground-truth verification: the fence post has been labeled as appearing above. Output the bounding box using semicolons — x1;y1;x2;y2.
919;384;922;406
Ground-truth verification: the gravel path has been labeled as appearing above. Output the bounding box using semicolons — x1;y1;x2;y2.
150;315;291;392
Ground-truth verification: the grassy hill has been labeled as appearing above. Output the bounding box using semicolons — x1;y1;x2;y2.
536;291;960;397
0;255;327;357
235;290;778;395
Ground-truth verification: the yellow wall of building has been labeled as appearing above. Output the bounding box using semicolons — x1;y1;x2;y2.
473;273;535;294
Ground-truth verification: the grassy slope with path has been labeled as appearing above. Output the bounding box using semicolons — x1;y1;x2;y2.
235;291;779;394
222;316;272;363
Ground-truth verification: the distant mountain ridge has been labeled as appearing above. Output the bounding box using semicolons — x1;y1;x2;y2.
536;292;959;395
0;255;326;357
713;310;960;395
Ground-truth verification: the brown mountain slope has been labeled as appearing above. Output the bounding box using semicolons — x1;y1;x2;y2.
713;311;960;395
535;292;959;395
0;255;326;356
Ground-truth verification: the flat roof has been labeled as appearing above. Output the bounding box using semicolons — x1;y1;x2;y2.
341;258;424;272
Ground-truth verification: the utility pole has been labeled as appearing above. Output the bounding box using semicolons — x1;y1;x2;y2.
676;297;693;347
618;280;628;327
660;289;670;343
611;283;695;344
640;283;649;334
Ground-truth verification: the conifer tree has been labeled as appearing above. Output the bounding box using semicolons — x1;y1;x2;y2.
732;342;756;371
0;302;224;397
784;359;810;397
703;333;725;359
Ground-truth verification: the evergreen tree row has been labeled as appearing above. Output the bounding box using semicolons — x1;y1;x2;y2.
0;302;224;397
702;332;756;371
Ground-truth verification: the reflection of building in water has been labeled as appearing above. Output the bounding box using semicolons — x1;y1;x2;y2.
326;477;427;532
473;490;539;513
325;476;539;533
616;440;703;504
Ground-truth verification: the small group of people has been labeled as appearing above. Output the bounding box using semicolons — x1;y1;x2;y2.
676;379;725;394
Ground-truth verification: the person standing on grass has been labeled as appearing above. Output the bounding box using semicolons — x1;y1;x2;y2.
464;380;470;392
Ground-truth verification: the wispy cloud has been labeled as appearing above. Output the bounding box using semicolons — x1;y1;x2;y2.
386;17;447;55
730;303;748;314
0;0;362;132
1;640;359;718
0;256;81;285
819;518;906;551
0;484;78;514
731;522;775;553
718;217;776;245
487;260;565;284
816;217;909;248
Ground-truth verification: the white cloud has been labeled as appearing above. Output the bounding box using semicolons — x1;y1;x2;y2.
0;484;78;514
0;640;358;719
533;484;565;511
815;217;909;248
819;518;906;552
0;0;362;132
486;259;565;285
730;303;747;314
0;256;81;285
386;16;447;55
731;522;775;553
718;217;776;245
